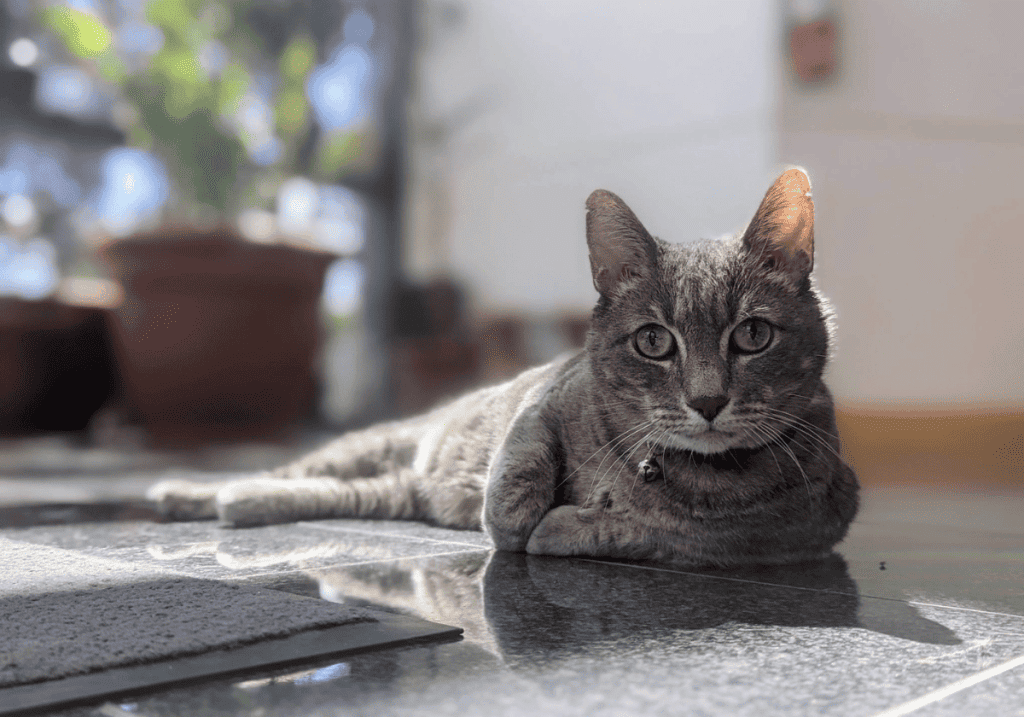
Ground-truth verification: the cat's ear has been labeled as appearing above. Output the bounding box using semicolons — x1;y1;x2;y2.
586;189;658;296
742;168;815;280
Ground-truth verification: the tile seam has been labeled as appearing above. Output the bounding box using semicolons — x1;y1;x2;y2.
871;652;1024;717
576;558;1024;622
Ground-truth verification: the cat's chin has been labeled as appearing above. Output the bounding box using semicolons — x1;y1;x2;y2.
663;430;746;455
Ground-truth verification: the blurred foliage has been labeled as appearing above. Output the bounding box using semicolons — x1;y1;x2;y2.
39;0;320;216
43;7;112;58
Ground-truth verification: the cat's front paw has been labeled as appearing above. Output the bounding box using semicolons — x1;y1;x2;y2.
147;479;220;521
525;505;597;556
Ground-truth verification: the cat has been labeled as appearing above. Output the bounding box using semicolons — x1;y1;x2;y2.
150;168;859;568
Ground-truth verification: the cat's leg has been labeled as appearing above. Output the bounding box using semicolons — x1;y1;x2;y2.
416;476;484;530
483;410;562;551
215;470;421;527
525;505;657;561
526;506;832;565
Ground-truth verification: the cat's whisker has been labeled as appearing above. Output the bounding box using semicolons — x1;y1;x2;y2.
620;427;667;508
589;422;661;506
746;423;784;477
775;435;813;501
757;408;843;461
553;417;657;491
780;415;841;446
575;419;659;504
782;423;838;464
751;411;831;463
761;404;839;439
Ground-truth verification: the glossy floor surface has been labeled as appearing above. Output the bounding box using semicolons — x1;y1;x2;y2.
1;447;1022;716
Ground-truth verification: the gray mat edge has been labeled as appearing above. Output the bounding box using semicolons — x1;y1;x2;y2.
0;612;463;716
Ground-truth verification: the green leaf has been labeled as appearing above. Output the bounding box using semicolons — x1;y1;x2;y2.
275;87;308;136
97;51;127;84
280;36;315;81
316;130;361;178
217;62;250;116
146;0;202;44
43;7;112;58
152;48;203;84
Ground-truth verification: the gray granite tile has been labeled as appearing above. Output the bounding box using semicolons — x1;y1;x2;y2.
603;487;1024;620
39;553;1024;717
908;653;1024;717
5;479;1023;715
839;519;1024;618
836;486;1024;617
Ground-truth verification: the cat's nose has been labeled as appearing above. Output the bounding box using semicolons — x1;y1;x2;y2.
687;394;729;422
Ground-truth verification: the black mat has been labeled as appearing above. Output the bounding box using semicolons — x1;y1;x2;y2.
0;537;461;715
0;612;461;716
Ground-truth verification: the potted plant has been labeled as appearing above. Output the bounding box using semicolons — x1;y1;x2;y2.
40;1;344;443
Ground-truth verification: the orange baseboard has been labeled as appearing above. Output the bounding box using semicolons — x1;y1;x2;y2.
834;405;1023;488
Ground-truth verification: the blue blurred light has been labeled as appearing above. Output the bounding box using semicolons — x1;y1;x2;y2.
249;136;283;166
93;148;169;234
67;0;102;14
315;185;363;254
117;21;165;56
37;65;97;117
0;236;59;299
292;663;351;685
343;9;374;44
322;258;364;315
0;141;81;207
306;45;372;130
0;168;29;196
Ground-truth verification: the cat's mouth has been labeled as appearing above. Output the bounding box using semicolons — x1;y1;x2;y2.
664;428;741;455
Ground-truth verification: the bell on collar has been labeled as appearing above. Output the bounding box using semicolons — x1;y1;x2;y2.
638;458;662;483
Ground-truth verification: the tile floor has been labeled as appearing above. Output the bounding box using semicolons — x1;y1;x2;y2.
1;441;1022;717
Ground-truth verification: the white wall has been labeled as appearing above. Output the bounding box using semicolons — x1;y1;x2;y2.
406;0;1024;406
405;0;781;314
781;1;1024;404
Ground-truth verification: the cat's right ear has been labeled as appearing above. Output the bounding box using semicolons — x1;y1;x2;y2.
586;189;658;296
742;168;815;281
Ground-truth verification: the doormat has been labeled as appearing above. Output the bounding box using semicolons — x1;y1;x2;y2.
0;537;461;715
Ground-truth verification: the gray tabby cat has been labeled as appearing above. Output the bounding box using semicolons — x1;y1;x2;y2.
151;168;859;567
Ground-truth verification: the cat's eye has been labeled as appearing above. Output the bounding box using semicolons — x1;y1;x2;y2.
731;318;773;354
634;324;676;359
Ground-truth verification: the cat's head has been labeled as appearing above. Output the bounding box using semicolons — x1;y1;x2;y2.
584;169;835;455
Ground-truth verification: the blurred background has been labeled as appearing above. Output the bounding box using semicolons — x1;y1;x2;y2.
0;0;1020;490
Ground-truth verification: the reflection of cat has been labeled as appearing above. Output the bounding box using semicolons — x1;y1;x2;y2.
481;553;961;668
151;169;858;567
144;537;959;664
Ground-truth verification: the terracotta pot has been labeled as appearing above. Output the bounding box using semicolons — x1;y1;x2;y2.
100;227;333;445
0;298;115;434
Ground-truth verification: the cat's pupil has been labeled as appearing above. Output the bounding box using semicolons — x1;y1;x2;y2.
731;318;772;353
634;324;674;359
